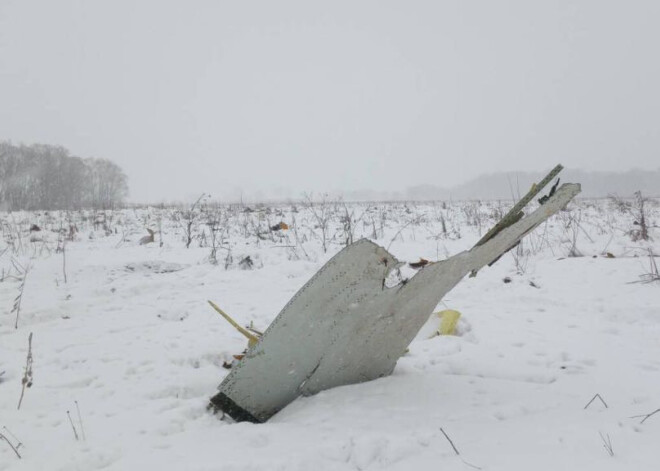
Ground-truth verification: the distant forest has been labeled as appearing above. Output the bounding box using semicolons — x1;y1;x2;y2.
0;142;128;210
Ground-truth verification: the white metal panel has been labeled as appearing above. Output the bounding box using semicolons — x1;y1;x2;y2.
211;184;581;422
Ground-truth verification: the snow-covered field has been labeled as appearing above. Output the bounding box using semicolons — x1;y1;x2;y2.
1;196;659;470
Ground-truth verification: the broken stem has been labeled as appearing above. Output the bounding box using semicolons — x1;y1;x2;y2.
584;393;608;410
67;411;79;441
440;427;460;455
631;408;660;424
17;332;33;410
1;426;22;450
599;432;614;457
0;432;21;459
75;401;86;441
440;427;482;470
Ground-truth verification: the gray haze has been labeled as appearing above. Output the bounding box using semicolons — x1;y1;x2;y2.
1;1;658;203
403;168;660;201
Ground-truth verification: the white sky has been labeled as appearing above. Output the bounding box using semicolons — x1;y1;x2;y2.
1;1;658;202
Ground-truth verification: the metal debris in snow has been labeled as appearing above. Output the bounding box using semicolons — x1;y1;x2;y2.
210;168;581;423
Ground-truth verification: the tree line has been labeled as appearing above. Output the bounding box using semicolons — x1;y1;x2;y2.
0;141;128;210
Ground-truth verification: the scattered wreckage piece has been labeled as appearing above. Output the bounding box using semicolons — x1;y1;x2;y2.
210;176;580;423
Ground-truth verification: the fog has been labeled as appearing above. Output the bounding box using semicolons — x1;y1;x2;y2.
1;1;658;202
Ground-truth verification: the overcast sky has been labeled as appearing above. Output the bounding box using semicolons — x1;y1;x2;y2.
1;1;658;202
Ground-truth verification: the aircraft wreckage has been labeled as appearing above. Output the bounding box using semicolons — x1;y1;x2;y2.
209;165;581;423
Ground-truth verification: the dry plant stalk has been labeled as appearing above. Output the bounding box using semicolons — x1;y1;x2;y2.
0;432;21;459
1;426;23;450
67;411;79;441
584;393;608;409
631;407;660;424
17;332;34;410
12;265;29;329
75;400;86;440
599;432;614;457
439;427;482;470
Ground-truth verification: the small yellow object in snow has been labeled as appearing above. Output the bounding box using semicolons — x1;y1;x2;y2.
208;300;260;348
436;309;461;336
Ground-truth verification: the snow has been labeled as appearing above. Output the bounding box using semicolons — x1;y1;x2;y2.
1;198;659;470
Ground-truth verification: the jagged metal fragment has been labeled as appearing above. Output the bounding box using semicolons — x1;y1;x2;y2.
473;164;563;248
211;183;581;423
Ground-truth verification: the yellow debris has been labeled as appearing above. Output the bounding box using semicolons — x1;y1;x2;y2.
208;300;260;347
436;309;461;336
